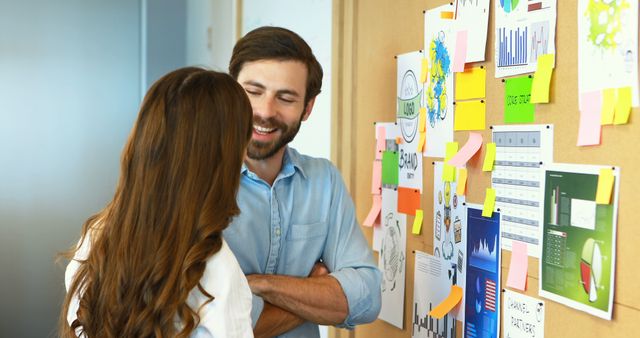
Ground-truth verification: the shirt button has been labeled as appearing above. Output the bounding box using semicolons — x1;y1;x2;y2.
275;228;281;236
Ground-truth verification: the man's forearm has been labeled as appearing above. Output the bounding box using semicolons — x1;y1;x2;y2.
254;302;305;338
247;274;348;325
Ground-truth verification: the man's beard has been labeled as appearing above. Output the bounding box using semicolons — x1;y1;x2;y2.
246;114;303;160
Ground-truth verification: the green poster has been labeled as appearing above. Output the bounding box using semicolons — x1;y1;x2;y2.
381;150;399;186
540;164;618;320
504;76;535;123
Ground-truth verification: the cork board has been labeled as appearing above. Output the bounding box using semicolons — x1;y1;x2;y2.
331;0;640;337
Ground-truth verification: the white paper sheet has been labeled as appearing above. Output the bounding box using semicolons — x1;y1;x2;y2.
455;0;490;62
503;290;545;338
494;0;557;78
492;125;553;257
378;187;407;329
578;0;639;107
424;4;456;158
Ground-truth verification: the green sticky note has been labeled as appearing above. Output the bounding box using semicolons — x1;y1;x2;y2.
505;76;535;123
381;151;399;185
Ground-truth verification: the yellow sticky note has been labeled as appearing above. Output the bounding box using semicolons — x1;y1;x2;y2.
417;132;426;152
428;285;463;319
454;99;486;131
482;142;496;172
482;188;496;217
443;142;458;182
614;87;632;125
455;67;486;100
440;11;454;19
419;107;427;132
412;209;424;235
456;168;468;196
595;168;614;204
530;54;555;103
601;88;616;125
420;58;428;84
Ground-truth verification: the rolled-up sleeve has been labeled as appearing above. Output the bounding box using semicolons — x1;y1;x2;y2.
323;165;382;329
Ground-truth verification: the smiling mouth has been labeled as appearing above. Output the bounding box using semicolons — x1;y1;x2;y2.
253;124;277;135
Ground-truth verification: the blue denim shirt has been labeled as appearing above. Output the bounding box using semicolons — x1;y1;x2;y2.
223;147;381;338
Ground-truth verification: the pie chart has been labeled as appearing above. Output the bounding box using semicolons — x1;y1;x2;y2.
500;0;520;13
579;238;603;302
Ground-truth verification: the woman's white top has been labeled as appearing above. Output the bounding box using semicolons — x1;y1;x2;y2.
65;235;253;338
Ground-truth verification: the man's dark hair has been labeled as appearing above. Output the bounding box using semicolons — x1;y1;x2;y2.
229;26;323;106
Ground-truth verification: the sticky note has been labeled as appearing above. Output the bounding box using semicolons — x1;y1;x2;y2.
420;58;428;84
395;137;402;144
482;142;496;172
482;188;496;217
447;132;483;167
417;132;426;152
398;187;421;216
577;91;602;146
614;87;632;125
419;107;427;132
530;54;555;103
506;241;529;291
452;30;468;73
455;66;486;100
440;11;454;19
595;168;614;204
376;125;386;160
456;168;468;196
505;76;535;123
371;160;382;195
454;100;485;131
381;151;399;185
601;88;616;125
412;209;424;235
363;195;382;227
428;285;463;319
443;142;458;182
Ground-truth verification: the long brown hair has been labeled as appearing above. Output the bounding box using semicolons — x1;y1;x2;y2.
59;67;253;338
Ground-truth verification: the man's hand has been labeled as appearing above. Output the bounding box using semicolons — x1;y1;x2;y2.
309;261;329;277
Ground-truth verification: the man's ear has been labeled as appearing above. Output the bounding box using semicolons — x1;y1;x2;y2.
302;97;316;121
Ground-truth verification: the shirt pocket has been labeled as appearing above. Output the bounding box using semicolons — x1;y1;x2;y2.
285;222;328;274
286;221;328;241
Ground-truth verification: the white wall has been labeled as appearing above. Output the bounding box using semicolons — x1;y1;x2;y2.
241;0;333;160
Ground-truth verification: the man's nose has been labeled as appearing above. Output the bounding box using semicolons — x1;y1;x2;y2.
254;96;277;118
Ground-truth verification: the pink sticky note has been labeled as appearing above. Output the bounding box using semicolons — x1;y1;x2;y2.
506;241;529;291
577;91;602;146
453;30;468;72
376;125;386;160
371;160;382;195
363;195;382;227
447;132;483;168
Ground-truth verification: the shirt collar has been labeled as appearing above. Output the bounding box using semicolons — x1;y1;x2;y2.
241;146;307;180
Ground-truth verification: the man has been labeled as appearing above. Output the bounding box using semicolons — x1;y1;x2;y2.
224;26;381;338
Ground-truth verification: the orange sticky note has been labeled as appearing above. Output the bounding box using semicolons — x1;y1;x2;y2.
447;132;483;167
428;285;463;319
396;137;403;144
419;107;427;132
595;168;614;204
530;54;555;103
601;88;616;125
420;58;428;84
440;11;454;19
456;168;468;196
417;132;426;152
443;142;459;182
412;209;424;235
482;142;496;171
454;99;486;131
398;187;421;216
371;160;382;195
613;87;632;125
482;188;496;217
363;195;382;226
506;241;529;291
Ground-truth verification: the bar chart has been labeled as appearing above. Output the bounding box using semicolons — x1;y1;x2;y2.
497;26;528;68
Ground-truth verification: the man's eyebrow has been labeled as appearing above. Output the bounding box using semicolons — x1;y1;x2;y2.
276;89;302;98
241;80;266;89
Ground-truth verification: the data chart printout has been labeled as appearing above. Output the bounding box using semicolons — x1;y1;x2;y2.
492;125;553;257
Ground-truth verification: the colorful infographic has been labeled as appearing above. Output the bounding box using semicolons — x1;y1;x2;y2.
578;0;639;106
494;0;557;77
433;161;467;320
465;204;501;338
424;4;455;158
539;164;619;320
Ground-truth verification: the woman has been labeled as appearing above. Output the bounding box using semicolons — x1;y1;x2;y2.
60;67;254;337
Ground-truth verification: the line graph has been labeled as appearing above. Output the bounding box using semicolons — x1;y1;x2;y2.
529;21;549;63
